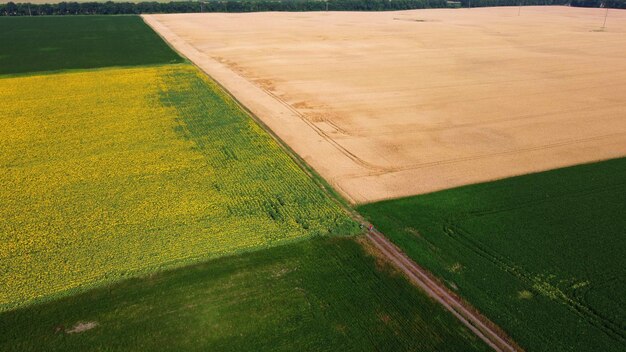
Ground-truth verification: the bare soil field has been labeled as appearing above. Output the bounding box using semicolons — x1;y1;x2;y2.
145;7;626;203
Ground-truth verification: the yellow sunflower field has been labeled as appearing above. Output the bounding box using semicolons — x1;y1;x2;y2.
0;65;355;311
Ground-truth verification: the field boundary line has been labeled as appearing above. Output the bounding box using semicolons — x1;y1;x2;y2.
365;228;522;352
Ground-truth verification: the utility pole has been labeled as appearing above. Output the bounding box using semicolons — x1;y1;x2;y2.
602;7;609;30
518;2;521;16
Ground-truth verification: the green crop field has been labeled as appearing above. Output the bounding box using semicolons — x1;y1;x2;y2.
359;158;626;351
0;237;489;352
0;16;183;75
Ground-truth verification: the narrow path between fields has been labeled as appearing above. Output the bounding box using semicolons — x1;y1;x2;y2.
366;228;520;352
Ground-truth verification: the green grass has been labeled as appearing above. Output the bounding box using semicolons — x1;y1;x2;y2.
0;16;182;75
0;237;489;352
358;158;626;351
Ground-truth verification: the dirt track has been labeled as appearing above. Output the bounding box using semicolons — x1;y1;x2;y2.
365;228;519;351
144;7;626;203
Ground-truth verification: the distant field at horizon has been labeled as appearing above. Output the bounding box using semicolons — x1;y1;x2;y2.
0;16;183;75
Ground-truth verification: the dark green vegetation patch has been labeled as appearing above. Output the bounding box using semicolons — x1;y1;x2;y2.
359;157;626;351
0;16;182;75
0;237;489;352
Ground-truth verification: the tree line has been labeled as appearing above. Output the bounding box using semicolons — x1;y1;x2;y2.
570;0;625;7
0;0;445;15
1;0;624;16
458;0;624;8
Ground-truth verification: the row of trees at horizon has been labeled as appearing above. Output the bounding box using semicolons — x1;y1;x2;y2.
1;0;624;16
459;0;625;7
0;0;446;15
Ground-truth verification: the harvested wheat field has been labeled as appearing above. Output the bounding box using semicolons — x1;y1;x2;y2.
144;6;626;203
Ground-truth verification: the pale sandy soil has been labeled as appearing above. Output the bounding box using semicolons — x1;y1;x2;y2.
144;7;626;203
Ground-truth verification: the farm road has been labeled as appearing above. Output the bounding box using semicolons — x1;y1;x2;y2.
366;228;520;352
